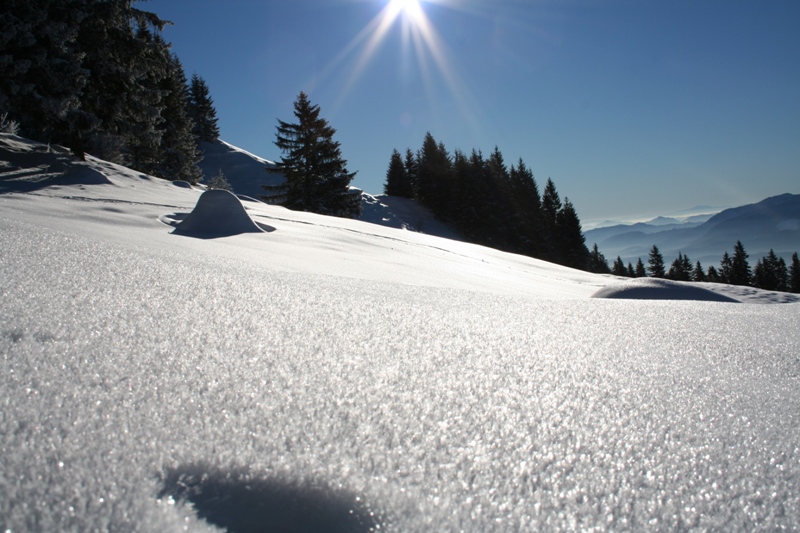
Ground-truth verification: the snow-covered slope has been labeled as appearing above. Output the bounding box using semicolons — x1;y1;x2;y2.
2;134;800;532
197;139;462;240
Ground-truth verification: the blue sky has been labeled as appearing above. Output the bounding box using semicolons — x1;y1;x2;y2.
153;0;799;224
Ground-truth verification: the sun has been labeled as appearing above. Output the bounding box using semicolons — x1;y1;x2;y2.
388;0;425;22
313;0;478;129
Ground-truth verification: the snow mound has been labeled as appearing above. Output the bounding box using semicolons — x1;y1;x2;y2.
172;189;268;237
591;278;740;302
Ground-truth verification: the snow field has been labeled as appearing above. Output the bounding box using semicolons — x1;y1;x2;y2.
2;216;800;531
2;134;800;531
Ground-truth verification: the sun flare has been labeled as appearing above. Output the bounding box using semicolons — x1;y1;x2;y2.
313;0;479;132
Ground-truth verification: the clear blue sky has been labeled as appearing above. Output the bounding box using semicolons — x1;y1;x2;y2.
153;0;799;224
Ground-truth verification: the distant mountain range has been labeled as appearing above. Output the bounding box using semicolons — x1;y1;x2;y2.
585;194;800;265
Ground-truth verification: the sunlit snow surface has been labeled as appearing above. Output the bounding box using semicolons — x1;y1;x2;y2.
2;135;800;531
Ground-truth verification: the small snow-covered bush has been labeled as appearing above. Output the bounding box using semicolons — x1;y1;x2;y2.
0;112;20;135
205;169;232;191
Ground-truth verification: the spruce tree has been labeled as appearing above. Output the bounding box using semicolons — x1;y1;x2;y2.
647;245;666;278
693;261;706;282
76;1;170;165
384;149;408;196
187;73;220;143
416;132;453;219
790;252;800;293
667;252;692;281
262;92;360;218
707;265;720;283
612;256;627;276
149;35;203;183
754;249;789;291
635;258;647;278
556;198;589;270
719;252;733;284
541;178;562;262
730;241;752;286
404;148;418;198
0;0;87;151
588;244;610;274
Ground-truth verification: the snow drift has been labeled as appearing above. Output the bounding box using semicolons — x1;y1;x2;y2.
170;189;270;237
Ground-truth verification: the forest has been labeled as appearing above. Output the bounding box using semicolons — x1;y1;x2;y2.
384;133;590;271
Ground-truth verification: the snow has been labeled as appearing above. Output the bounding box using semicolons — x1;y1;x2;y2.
168;189;269;237
2;133;800;531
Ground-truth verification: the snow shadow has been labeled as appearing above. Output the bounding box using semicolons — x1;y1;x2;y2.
170;189;275;238
159;463;382;533
591;278;740;302
0;142;111;193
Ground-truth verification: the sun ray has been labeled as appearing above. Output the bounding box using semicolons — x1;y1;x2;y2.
315;0;484;135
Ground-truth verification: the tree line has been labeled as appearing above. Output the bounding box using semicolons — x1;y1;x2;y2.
384;133;590;270
589;241;800;293
1;0;220;184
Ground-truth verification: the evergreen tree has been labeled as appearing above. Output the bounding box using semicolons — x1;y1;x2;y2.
635;258;647;278
719;252;733;284
0;0;87;151
541;178;562;262
404;148;418;198
151;38;203;183
76;1;170;164
415;132;453;219
706;265;720;283
384;149;407;196
729;241;752;286
754;249;789;291
262;92;360;218
647;245;665;278
790;252;800;293
667;252;692;281
588;244;610;274
627;262;635;277
509;159;542;257
187;73;220;143
205;169;232;191
612;256;627;276
556;198;589;270
692;261;706;282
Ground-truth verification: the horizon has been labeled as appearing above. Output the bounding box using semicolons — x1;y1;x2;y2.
153;0;800;225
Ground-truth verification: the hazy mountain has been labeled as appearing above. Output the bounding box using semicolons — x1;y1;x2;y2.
587;194;800;265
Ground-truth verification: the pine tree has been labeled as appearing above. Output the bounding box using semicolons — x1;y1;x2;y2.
205;169;232;191
262;92;360;218
790;252;800;293
667;252;692;281
627;262;635;277
77;1;170;164
707;265;720;283
647;245;665;278
415;132;453;219
635;258;647;278
588;244;610;274
151;38;203;183
692;261;706;282
612;256;627;276
0;0;87;151
541;178;562;262
719;252;733;284
384;149;408;196
754;249;789;291
730;241;752;286
556;198;589;270
187;73;220;143
404;148;418;198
